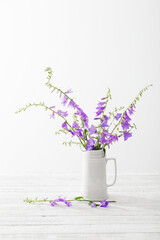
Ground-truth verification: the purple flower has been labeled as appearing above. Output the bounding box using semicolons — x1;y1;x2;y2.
50;106;55;109
104;116;109;121
90;202;96;208
108;134;119;145
64;200;72;207
83;119;89;128
75;107;89;128
59;92;62;98
89;125;97;135
72;121;79;129
123;112;131;122
101;115;109;127
86;138;95;151
101;97;106;100
62;122;68;129
68;100;77;109
50;201;56;207
115;113;122;121
100;136;108;145
96;106;105;116
98;102;105;107
76;128;83;138
80;110;88;123
121;121;130;131
81;115;89;128
50;112;55;119
124;132;132;141
55;197;65;202
57;110;68;117
101;120;109;128
94;117;100;120
68;130;76;137
100;200;109;208
61;96;68;106
99;131;109;145
128;105;135;115
54;197;72;207
65;88;73;94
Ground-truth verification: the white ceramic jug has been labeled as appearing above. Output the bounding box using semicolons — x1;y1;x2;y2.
80;149;117;201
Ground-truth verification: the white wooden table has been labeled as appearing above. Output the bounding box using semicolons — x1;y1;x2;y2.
0;173;160;239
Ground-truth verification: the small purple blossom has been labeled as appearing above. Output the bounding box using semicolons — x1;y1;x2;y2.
68;130;76;137
104;116;109;121
68;100;77;109
76;128;83;138
50;106;55;109
101;115;109;127
61;96;68;106
96;106;105;116
90;202;96;208
55;197;65;202
100;136;108;145
83;119;89;128
64;200;72;207
121;121;130;131
108;134;119;144
98;102;105;107
100;200;109;208
57;110;68;117
65;88;73;94
123;112;131;122
86;138;95;151
50;201;56;207
115;113;122;121
99;131;109;145
89;125;97;135
72;121;79;129
75;107;89;128
53;197;72;207
128;105;135;115
59;92;62;98
62;122;68;129
101;120;109;128
50;112;55;119
124;132;132;141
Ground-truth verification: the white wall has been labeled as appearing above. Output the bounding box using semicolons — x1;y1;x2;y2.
0;0;160;175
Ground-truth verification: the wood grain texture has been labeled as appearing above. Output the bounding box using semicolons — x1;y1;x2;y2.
0;174;160;239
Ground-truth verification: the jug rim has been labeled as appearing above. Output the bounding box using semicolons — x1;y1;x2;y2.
83;149;105;158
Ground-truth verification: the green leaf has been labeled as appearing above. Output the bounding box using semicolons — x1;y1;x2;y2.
88;201;93;206
103;148;106;156
74;196;84;200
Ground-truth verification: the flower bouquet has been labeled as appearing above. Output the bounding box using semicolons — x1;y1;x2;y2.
16;67;152;201
16;67;152;153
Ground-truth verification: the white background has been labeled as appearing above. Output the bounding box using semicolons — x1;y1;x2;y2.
0;0;160;175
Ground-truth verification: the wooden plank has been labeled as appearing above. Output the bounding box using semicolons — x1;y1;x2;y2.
0;174;159;238
0;233;160;240
0;216;160;225
0;224;160;234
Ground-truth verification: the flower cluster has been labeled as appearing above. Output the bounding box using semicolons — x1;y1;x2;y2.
50;197;72;207
24;196;113;208
16;67;152;152
90;200;109;208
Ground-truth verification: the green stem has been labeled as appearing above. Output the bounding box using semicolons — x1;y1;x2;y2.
45;79;87;131
15;102;85;148
110;84;152;135
24;198;116;203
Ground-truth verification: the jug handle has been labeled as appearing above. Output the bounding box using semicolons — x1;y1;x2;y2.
105;158;117;187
